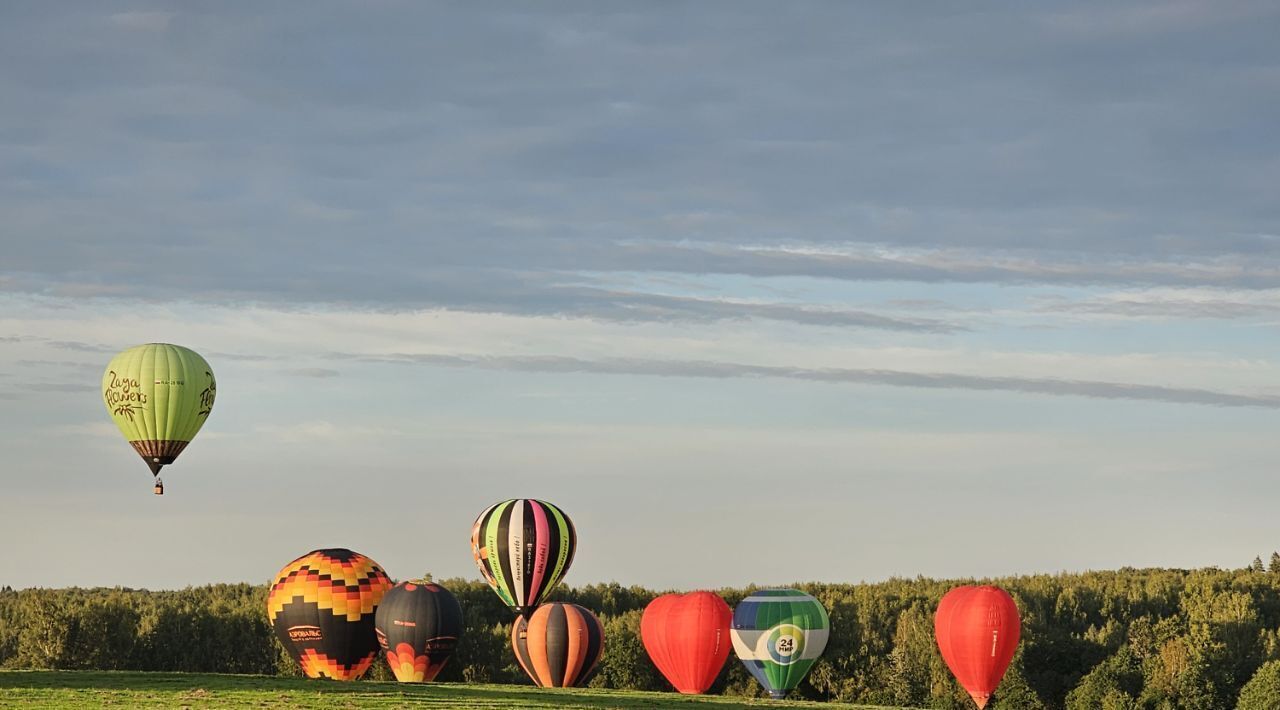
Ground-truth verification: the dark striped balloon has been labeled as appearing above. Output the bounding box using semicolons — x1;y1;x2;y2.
511;603;604;688
375;581;464;682
470;499;576;616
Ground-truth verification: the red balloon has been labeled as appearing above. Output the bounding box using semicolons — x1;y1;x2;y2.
641;591;732;694
934;586;1021;709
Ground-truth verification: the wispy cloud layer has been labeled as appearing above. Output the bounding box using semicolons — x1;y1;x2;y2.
1038;287;1280;320
352;352;1280;409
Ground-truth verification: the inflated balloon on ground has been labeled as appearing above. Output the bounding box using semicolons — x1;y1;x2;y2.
935;585;1021;709
511;602;604;688
266;549;392;680
101;343;216;494
730;589;830;699
471;498;576;616
375;581;464;682
641;591;732;694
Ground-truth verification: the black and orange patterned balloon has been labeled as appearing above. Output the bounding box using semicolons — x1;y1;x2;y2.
266;548;392;680
375;581;465;682
511;603;605;688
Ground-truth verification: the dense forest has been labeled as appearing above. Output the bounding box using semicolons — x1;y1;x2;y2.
7;560;1280;709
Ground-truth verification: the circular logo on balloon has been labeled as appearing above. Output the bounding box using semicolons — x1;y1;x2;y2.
759;624;806;665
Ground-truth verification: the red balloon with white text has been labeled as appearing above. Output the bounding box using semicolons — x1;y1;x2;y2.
934;585;1021;709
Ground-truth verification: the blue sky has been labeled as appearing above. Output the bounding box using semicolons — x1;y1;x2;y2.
2;1;1279;590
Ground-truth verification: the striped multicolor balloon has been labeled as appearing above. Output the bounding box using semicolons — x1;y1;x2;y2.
730;589;830;699
511;602;604;688
470;499;576;616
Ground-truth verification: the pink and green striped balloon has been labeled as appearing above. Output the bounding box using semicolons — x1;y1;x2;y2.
470;499;576;617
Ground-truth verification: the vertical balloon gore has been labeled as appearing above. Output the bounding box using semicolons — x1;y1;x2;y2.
934;585;1021;709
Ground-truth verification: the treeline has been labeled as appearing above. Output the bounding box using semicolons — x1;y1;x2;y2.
7;561;1280;709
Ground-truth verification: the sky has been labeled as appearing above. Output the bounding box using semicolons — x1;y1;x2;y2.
2;1;1279;591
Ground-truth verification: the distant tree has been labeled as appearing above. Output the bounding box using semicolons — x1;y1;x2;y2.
1236;660;1280;710
885;602;936;707
589;609;664;692
14;591;73;669
1251;557;1265;573
63;596;139;670
1066;646;1142;709
988;653;1047;710
1140;635;1222;710
1269;552;1280;574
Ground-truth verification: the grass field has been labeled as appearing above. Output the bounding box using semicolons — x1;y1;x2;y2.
0;671;912;709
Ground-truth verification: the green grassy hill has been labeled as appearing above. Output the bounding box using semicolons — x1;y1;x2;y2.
0;671;912;709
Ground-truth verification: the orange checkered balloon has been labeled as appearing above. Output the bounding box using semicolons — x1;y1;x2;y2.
266;548;392;680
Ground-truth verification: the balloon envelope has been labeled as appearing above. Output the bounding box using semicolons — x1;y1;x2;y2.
266;548;392;680
934;585;1021;709
641;591;732;694
471;499;576;616
730;589;829;699
102;343;216;480
375;581;464;682
511;602;604;688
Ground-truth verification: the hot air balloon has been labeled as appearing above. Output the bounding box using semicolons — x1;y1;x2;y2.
511;602;604;688
266;548;392;681
935;585;1021;709
375;581;465;682
730;589;830;700
101;343;216;494
471;499;576;616
641;591;732;694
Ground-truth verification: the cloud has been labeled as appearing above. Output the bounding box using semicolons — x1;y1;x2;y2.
1049;299;1280;319
253;420;394;443
0;267;964;329
491;287;963;331
44;340;118;354
16;382;97;393
594;243;1280;290
207;351;282;362
354;352;1280;409
1038;288;1280;320
285;367;340;378
108;12;174;33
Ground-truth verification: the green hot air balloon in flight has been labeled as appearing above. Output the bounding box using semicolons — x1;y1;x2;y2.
102;343;216;494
